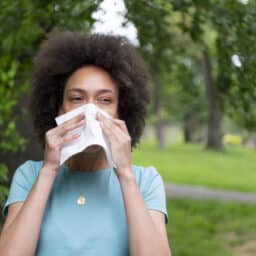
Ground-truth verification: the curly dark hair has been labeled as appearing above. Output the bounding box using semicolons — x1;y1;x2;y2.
30;31;150;149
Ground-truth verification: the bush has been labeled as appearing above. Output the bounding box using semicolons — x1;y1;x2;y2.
0;59;27;208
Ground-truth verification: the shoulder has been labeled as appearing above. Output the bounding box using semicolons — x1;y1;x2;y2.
16;160;43;173
131;164;163;190
131;164;160;179
12;160;43;184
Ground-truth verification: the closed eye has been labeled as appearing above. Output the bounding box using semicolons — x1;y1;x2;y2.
70;97;82;102
98;98;112;103
73;97;82;100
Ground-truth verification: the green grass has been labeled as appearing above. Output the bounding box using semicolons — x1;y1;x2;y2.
166;198;256;256
132;142;256;192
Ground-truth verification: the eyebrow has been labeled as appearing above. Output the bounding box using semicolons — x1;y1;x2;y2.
67;88;115;94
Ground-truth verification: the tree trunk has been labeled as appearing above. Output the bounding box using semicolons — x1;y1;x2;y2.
153;79;165;149
183;112;194;143
155;105;165;149
202;49;223;150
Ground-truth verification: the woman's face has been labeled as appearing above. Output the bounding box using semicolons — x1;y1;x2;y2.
60;65;119;117
59;65;119;154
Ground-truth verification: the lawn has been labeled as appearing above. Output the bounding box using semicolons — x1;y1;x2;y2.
166;198;256;256
132;142;256;192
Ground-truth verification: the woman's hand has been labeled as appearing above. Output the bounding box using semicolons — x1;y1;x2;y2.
43;113;86;172
96;112;133;178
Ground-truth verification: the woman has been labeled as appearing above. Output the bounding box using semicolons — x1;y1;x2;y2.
0;31;171;255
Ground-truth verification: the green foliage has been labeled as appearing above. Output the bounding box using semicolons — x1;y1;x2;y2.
0;164;8;206
170;0;256;130
125;1;177;117
0;60;27;153
125;1;208;136
169;55;207;124
126;0;256;143
0;59;27;205
0;0;102;207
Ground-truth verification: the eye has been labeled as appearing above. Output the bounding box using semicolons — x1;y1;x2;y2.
98;98;112;104
69;97;82;102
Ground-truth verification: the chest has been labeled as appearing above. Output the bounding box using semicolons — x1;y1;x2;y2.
36;173;129;255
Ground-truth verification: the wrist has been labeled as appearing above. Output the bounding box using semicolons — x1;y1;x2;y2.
40;164;59;177
42;161;59;171
116;167;136;182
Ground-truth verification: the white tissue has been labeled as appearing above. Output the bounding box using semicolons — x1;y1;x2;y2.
55;103;115;168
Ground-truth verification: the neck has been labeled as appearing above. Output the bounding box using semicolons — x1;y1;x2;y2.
65;148;110;172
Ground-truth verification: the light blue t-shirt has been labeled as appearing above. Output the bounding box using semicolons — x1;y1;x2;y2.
2;160;168;256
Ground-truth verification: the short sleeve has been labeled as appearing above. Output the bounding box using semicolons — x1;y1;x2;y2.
2;160;39;218
142;166;169;224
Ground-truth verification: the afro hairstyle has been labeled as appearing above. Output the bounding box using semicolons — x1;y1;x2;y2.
30;31;150;149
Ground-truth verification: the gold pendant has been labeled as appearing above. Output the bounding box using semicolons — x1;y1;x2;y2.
77;195;86;205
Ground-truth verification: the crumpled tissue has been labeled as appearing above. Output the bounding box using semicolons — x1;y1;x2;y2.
55;103;115;168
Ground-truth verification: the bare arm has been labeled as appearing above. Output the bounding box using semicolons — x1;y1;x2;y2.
0;167;57;256
0;113;85;256
96;113;171;256
119;170;171;256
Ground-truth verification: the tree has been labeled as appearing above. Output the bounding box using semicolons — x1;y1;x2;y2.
125;0;209;146
172;55;207;143
170;0;256;149
0;60;27;205
0;0;102;210
125;0;184;148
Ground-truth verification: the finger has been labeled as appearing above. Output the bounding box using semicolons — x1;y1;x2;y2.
64;113;85;125
59;132;82;147
111;119;129;134
101;120;131;153
100;122;119;142
96;112;111;122
58;118;86;136
97;112;129;133
100;114;129;135
100;118;124;141
60;113;85;127
57;114;86;136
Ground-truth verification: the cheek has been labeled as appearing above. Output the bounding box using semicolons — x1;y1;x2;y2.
111;104;119;118
100;101;118;118
102;108;118;119
63;101;83;112
61;104;71;113
58;104;78;116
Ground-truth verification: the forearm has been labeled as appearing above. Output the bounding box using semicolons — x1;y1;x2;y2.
0;166;57;256
118;169;171;256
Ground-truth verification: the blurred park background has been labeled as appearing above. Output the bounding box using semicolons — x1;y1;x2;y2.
0;0;256;255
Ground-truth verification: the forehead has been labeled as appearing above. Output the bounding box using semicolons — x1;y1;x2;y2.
65;66;118;94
